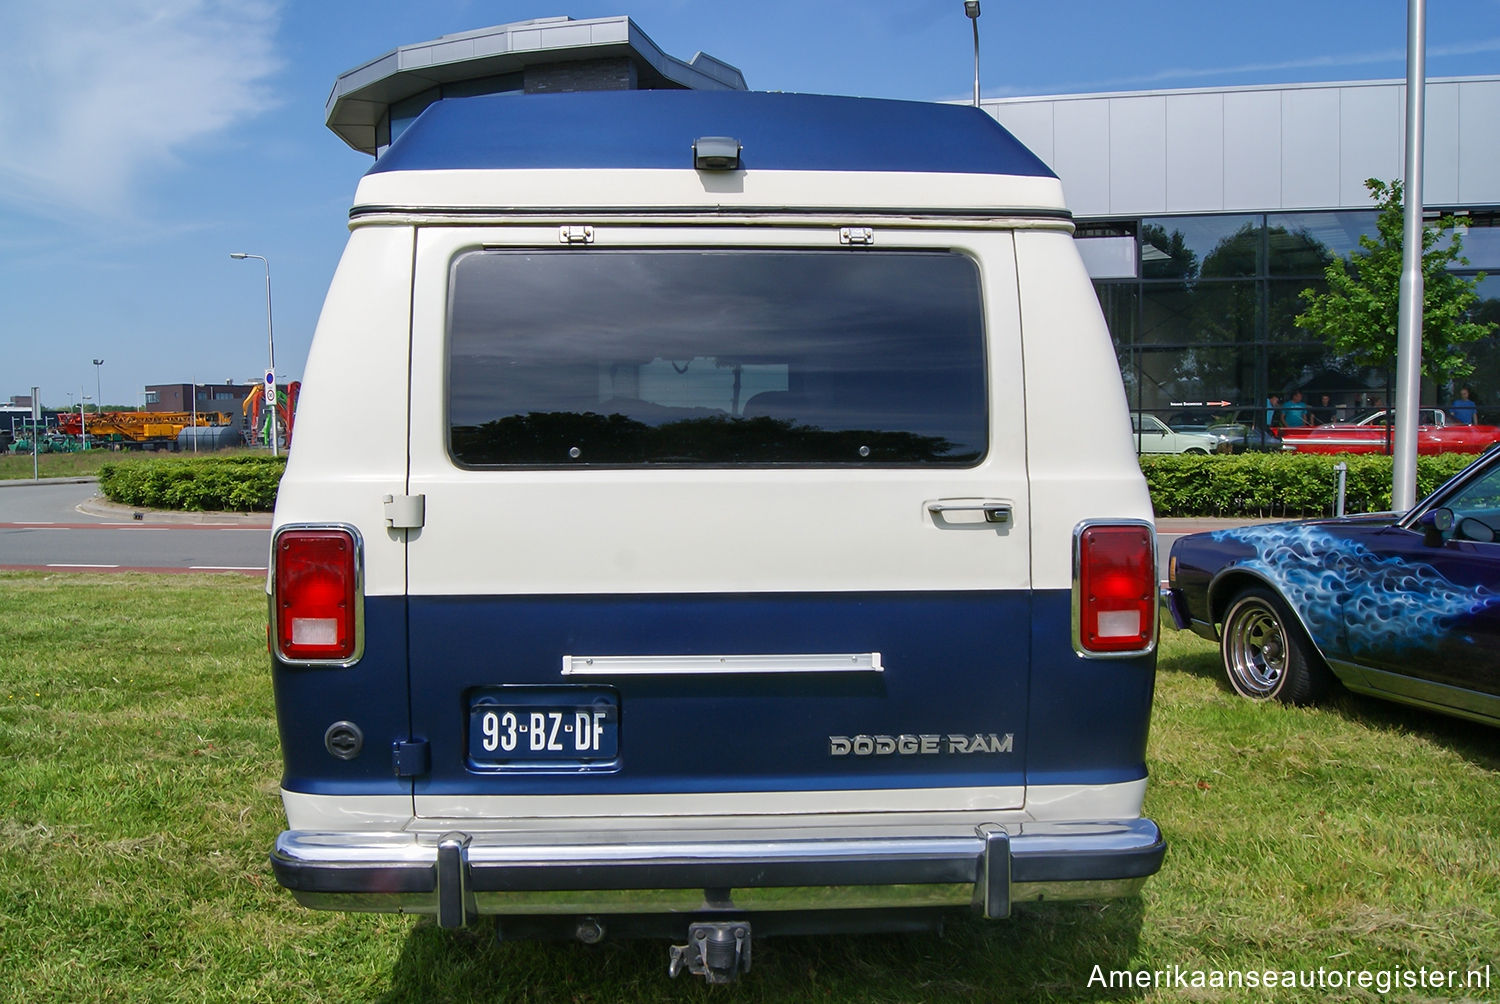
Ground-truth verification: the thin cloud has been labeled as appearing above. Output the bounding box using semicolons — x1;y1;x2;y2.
0;0;281;219
1006;36;1500;97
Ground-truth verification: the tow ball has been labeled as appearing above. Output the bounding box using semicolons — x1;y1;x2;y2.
668;921;751;983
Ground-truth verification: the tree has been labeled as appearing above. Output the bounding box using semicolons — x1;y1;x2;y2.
1295;178;1493;387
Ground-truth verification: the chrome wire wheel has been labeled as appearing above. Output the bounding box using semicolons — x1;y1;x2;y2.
1222;595;1286;698
1219;586;1329;705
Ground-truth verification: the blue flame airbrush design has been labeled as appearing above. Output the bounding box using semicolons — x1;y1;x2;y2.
1211;523;1498;654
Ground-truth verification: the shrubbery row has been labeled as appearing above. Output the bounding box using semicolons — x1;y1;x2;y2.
99;455;286;512
1140;451;1478;518
96;450;1486;516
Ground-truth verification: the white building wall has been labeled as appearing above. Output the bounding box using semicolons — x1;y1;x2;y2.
1164;92;1223;213
1458;80;1500;206
984;77;1500;218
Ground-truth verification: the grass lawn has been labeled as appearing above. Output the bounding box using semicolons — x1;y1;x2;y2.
0;449;120;480
1;571;1496;1002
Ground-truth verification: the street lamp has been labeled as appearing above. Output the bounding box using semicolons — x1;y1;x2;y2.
964;1;981;108
229;252;279;457
93;359;104;415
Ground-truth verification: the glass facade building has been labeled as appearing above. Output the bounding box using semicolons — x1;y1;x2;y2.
987;78;1500;433
1080;211;1500;430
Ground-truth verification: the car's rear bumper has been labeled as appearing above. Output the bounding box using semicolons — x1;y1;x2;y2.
270;818;1165;927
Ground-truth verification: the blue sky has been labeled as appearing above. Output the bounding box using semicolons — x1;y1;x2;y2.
3;0;1499;410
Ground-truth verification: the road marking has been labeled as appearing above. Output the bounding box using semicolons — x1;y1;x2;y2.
14;521;55;525
0;564;263;576
47;563;120;568
190;565;267;571
0;521;270;531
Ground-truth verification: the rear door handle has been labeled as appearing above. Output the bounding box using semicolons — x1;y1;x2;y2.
927;501;1012;525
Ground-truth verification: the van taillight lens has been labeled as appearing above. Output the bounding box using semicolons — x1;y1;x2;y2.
274;529;359;662
1076;523;1156;655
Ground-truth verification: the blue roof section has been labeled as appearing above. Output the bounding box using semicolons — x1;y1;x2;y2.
368;90;1056;179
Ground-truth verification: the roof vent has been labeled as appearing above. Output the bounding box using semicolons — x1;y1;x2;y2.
693;136;742;171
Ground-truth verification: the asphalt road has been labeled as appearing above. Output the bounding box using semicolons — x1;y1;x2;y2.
0;479;271;574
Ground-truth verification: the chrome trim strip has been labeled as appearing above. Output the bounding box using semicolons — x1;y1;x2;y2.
561;652;883;676
1347;666;1500;725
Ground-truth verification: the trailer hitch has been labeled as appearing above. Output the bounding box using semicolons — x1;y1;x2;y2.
668;921;751;984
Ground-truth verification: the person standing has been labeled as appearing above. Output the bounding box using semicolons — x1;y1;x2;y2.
1281;390;1309;428
1315;393;1335;424
1451;386;1478;425
1265;393;1282;432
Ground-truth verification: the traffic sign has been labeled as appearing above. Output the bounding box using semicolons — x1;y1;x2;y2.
264;369;277;406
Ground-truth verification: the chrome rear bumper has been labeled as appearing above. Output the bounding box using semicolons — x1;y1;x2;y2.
271;818;1165;927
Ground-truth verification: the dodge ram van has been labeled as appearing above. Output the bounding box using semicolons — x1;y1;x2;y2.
267;88;1163;982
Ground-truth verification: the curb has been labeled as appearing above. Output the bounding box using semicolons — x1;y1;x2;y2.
76;497;272;528
1157;517;1281;533
0;476;99;488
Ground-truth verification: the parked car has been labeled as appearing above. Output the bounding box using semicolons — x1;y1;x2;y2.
1162;447;1500;724
1167;408;1275;453
1132;412;1227;454
1279;407;1500;455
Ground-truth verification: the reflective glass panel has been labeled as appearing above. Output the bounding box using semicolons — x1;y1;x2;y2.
1140;282;1258;346
1093;282;1138;349
1454;223;1500;271
1140;215;1261;279
1268;279;1322;342
1266;211;1378;276
1130;343;1254;413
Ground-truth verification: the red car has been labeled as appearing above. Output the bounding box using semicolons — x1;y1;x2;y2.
1279;408;1500;455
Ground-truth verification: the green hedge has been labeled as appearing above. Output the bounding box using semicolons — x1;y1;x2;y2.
98;455;287;512
1140;451;1479;518
95;450;1484;518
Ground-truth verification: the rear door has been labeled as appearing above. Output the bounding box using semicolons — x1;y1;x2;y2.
405;223;1032;817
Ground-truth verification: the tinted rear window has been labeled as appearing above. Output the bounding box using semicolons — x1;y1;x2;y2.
447;250;987;466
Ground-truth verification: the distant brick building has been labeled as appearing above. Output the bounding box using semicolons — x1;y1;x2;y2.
145;382;256;441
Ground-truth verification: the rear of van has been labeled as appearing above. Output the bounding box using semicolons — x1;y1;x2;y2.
268;90;1161;979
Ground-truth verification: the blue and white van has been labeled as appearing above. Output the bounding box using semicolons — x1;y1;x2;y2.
267;89;1163;982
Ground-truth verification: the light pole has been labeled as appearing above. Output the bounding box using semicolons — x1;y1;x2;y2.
965;2;981;108
93;359;104;414
230;253;278;456
1392;0;1427;511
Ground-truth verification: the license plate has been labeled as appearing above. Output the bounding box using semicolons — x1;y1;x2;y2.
468;693;618;765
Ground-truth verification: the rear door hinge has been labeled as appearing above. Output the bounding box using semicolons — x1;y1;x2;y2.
393;739;431;778
383;493;425;529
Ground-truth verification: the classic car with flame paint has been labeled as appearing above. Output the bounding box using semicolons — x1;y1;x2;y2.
1278;407;1500;455
1162;447;1500;724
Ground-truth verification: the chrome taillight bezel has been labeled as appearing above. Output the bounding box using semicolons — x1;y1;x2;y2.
1071;518;1158;659
269;523;365;667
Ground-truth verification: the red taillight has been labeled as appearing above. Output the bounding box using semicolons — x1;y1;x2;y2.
274;529;359;663
1076;523;1156;655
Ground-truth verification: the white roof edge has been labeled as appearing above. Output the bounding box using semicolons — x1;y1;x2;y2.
980;74;1500;106
349;168;1072;217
